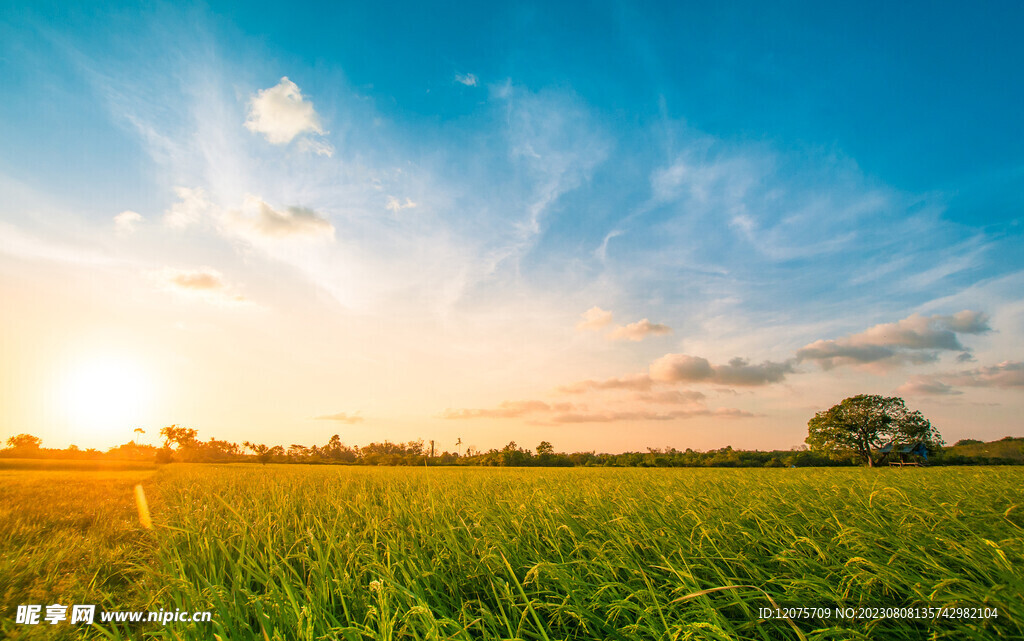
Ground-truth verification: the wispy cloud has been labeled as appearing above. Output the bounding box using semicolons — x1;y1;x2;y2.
549;407;753;423
455;73;478;87
0;221;121;267
595;229;623;261
89;53;615;318
313;412;364;423
297;138;335;157
895;376;962;396
164;186;215;229
439;400;573;419
635;390;707;405
385;196;417;213
895;360;1024;396
558;374;654;394
440;395;749;424
598;122;995;348
503;87;609;245
943;361;1024;390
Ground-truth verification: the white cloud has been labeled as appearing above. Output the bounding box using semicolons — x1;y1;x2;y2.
85;33;1022;447
164;186;215;229
245;77;326;146
649;354;794;386
576;307;669;340
895;376;962;396
385;196;417;213
607;318;672;342
576;306;613;331
455;73;478;87
227;196;335;240
113;210;143;235
163;188;334;241
796;311;990;370
121;71;612;318
943;310;991;334
152;267;249;305
164;269;223;290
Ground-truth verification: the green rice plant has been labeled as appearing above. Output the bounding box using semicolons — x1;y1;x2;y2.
4;464;1021;639
135;466;1023;640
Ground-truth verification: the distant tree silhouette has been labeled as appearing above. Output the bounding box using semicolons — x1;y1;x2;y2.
160;425;199;449
500;441;531;466
5;433;42;451
159;425;240;462
244;441;273;465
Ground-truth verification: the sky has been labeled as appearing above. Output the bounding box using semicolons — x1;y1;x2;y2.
1;0;1022;453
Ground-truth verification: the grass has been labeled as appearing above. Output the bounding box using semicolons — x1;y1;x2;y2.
2;464;1022;639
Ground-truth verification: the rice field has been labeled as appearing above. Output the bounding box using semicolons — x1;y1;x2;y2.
0;460;159;641
3;463;1023;640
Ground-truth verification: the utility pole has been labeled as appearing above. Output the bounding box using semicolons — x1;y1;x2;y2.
430;439;435;457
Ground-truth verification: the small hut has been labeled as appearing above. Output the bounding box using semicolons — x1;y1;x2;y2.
878;441;929;467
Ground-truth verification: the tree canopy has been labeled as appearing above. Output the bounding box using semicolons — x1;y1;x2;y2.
806;394;943;466
5;433;42;450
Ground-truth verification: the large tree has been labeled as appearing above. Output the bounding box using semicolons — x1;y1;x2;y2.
806;395;943;466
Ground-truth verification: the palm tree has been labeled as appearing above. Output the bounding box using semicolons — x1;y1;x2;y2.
456;437;462;457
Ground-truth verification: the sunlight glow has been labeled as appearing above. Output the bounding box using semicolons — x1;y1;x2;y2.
59;357;153;441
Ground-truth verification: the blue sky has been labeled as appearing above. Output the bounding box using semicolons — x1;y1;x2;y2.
1;1;1022;451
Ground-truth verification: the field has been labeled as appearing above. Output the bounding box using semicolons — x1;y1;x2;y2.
2;463;1023;640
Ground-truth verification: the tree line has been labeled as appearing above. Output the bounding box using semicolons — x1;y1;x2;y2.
0;429;843;467
4;426;1021;467
2;394;1018;467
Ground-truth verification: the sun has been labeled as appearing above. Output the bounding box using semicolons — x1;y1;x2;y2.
59;356;154;442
